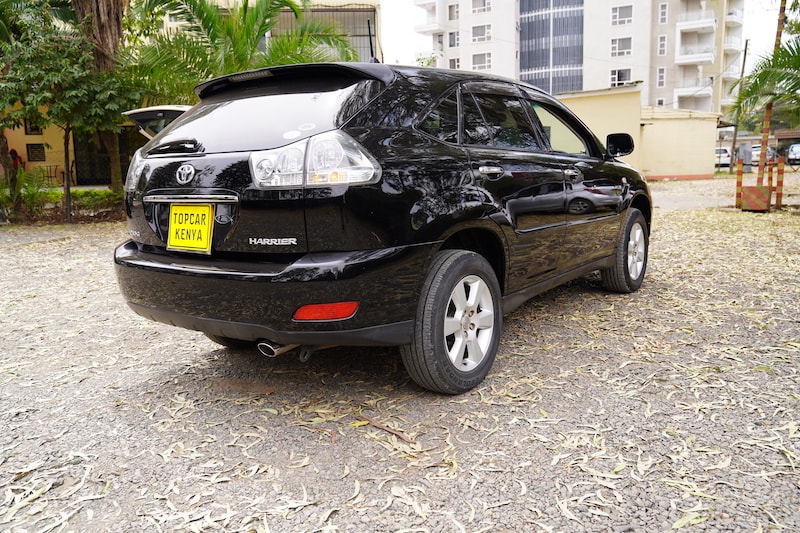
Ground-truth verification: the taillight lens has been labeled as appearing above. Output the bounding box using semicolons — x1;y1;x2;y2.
124;150;147;192
249;131;381;190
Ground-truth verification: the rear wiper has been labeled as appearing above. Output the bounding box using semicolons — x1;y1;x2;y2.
147;139;204;155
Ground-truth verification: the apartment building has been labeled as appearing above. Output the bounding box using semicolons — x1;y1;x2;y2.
414;0;745;115
163;0;382;62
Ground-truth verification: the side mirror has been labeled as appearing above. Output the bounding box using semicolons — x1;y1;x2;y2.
606;133;634;158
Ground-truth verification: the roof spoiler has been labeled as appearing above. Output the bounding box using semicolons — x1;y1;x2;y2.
195;62;395;100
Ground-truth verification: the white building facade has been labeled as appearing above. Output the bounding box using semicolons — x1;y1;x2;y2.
414;0;745;115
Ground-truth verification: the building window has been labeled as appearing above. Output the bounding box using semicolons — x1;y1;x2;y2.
659;3;668;24
26;143;46;162
658;35;667;56
656;98;665;107
611;5;633;25
657;67;666;88
436;33;444;52
610;68;631;87
611;37;632;57
449;31;460;48
449;58;460;69
448;3;459;20
473;53;492;70
472;24;492;43
24;120;43;135
472;0;491;14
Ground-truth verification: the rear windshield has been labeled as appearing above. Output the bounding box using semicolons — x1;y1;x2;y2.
145;79;384;154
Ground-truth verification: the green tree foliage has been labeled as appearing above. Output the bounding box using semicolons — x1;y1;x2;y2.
124;0;358;104
0;8;140;219
732;2;800;130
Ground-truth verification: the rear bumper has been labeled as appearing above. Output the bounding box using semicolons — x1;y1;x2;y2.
114;241;433;346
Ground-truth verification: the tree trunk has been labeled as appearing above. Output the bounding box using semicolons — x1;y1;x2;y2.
0;128;21;217
70;0;129;72
99;130;123;193
70;0;128;194
63;126;73;223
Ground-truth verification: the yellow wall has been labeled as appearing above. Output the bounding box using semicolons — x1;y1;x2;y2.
4;120;76;183
559;87;719;180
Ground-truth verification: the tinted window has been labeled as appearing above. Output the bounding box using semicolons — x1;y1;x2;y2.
147;80;383;154
527;102;588;156
469;93;541;150
462;92;493;145
418;91;459;143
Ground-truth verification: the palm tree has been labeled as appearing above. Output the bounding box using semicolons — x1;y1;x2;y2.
127;0;358;105
734;37;800;118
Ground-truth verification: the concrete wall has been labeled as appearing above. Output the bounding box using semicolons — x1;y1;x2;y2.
559;87;719;180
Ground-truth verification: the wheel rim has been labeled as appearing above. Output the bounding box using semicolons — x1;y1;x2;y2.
442;274;496;372
627;221;646;280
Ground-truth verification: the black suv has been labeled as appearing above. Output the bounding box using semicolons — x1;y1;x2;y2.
115;63;651;394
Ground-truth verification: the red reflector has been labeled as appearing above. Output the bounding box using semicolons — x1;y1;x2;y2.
293;301;359;321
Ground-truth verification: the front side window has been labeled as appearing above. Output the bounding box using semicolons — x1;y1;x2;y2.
527;103;588;156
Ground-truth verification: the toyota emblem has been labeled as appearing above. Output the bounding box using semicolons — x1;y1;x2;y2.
176;164;196;185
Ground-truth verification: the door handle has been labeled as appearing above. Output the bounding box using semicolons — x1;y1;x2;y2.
564;168;581;181
478;166;504;176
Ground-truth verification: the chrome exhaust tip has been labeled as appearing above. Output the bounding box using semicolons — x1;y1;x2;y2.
257;341;298;358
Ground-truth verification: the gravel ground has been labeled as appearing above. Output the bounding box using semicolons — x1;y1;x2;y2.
1;176;798;532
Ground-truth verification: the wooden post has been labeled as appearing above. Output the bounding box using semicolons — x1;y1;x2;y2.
776;157;785;209
735;158;743;208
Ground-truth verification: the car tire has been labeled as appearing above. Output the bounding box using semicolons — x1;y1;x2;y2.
601;207;648;293
400;250;502;394
568;197;593;214
204;333;255;349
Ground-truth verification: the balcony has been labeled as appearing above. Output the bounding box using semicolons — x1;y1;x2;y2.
721;65;741;80
724;36;742;52
675;45;716;65
674;77;714;96
414;0;436;6
677;12;717;33
725;8;744;26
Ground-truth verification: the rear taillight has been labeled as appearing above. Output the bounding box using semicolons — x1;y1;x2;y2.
249;131;381;190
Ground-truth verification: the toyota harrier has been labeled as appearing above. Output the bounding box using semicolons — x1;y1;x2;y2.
115;63;651;394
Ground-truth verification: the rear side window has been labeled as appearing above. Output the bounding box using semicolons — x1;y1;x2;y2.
418;91;459;143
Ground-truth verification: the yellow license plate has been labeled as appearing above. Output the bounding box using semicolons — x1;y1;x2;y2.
167;203;214;253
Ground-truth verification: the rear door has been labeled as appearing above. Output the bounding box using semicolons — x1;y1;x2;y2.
460;81;567;292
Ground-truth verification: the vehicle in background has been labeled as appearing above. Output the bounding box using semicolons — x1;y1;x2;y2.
787;143;800;166
715;147;731;167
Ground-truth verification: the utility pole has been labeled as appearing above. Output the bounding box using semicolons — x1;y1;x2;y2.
730;39;749;166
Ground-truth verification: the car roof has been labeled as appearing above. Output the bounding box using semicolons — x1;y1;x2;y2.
194;62;554;101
